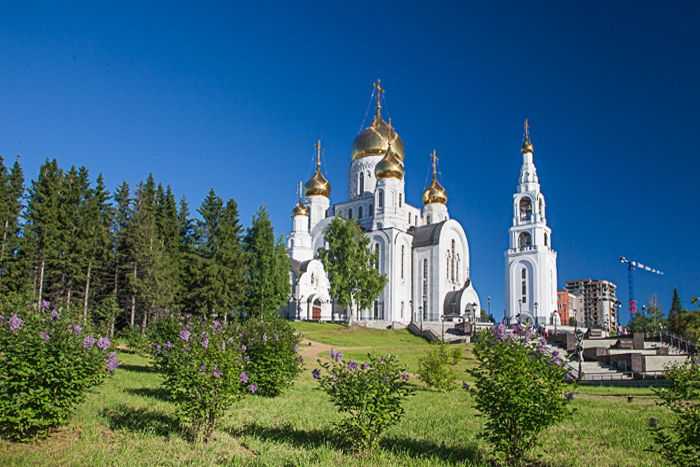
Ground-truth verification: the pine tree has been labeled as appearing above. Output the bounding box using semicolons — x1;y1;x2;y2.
0;156;24;292
111;181;133;328
217;198;246;322
192;189;224;317
177;194;197;311
669;288;683;335
318;217;387;323
243;206;288;317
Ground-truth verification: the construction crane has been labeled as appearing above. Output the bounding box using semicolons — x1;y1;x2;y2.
618;256;664;315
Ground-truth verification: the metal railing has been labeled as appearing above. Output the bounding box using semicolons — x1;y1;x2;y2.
647;330;697;355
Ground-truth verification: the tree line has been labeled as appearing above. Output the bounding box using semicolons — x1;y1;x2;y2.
0;156;290;334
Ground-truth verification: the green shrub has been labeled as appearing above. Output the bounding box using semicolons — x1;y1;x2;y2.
649;360;700;466
152;313;250;442
240;314;303;397
417;341;461;391
468;323;574;465
312;351;414;452
0;301;118;441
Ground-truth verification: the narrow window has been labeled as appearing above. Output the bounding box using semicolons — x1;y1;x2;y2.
348;208;353;219
375;244;380;271
451;239;456;282
378;190;384;208
399;193;403;207
521;268;527;304
359;206;363;218
422;259;429;320
427;215;432;224
359;172;364;194
370;203;374;215
401;245;405;279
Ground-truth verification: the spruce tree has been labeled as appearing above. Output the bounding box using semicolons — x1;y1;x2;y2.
318;217;387;323
217;198;246;322
0;156;24;292
112;181;133;328
669;288;683;335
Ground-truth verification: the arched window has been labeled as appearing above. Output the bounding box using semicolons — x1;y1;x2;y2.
359;172;364;194
544;232;549;247
401;245;405;279
450;239;456;282
378;190;384;208
374;244;380;271
399;193;403;207
539;198;544;218
519;197;533;221
369;203;374;215
408;212;412;224
359;206;363;218
521;268;527;304
422;259;429;320
427;215;432;224
518;232;532;249
348;208;353;219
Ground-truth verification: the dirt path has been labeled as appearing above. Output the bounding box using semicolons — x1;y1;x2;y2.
297;339;374;361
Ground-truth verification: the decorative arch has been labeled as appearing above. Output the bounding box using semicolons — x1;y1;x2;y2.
518;232;532;249
519;196;533;221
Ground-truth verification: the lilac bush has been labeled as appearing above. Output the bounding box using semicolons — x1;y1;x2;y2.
468;324;574;465
151;313;253;442
0;300;118;441
312;351;414;452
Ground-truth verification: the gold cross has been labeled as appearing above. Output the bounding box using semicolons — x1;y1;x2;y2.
373;79;384;117
524;118;530;143
298;181;303;202
431;149;439;176
314;139;323;167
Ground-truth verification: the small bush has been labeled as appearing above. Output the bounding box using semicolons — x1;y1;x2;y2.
240;314;303;397
468;324;574;465
417;341;461;391
649;360;700;466
152;312;252;442
0;301;118;441
312;351;414;452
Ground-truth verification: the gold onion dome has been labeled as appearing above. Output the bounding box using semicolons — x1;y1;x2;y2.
304;139;331;198
521;118;534;154
422;150;448;205
375;143;404;180
351;80;405;162
292;182;309;216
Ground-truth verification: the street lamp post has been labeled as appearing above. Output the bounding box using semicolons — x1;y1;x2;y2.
441;314;445;342
534;302;539;328
487;296;492;320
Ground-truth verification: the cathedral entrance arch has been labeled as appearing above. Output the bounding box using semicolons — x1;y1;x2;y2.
311;298;322;321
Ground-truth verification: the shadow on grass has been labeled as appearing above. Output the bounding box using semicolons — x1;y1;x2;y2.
102;404;180;437
118;364;157;374
125;387;171;402
238;423;482;463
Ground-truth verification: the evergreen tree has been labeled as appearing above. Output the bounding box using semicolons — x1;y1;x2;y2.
669;288;683;334
318;217;387;323
243;206;289;317
0;156;24;292
192;189;224;317
111;181;133;328
177;194;197;311
217;198;246;322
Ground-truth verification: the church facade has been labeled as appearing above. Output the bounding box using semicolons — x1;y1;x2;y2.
285;81;480;324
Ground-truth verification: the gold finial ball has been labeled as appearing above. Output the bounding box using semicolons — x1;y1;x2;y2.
351;116;405;161
304;169;331;198
521;140;534;154
375;148;404;180
422;178;448;205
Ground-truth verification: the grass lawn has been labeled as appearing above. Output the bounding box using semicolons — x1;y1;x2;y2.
0;323;671;466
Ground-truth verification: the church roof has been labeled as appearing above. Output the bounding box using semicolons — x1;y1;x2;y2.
290;259;312;276
410;220;448;247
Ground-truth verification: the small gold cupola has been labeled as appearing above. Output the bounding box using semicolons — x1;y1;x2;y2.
422;150;448;205
292;181;309;216
375;122;404;180
521;118;534;154
351;79;405;161
304;139;331;198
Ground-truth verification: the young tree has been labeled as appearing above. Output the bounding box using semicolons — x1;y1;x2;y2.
318;217;386;323
243;206;289;317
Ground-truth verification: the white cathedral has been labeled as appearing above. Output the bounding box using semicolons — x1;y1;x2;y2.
504;120;559;326
285;81;481;325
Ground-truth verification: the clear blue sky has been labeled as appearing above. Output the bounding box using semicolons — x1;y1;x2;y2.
1;1;698;323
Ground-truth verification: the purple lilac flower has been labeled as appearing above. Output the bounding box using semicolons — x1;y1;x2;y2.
240;372;249;383
199;364;207;373
184;344;190;352
154;343;162;353
97;337;111;350
274;334;279;341
311;368;321;380
495;322;506;341
524;326;533;343
180;329;191;342
361;363;370;370
262;334;268;343
347;361;358;371
401;372;409;381
566;392;575;401
201;333;209;349
105;352;119;372
40;331;50;342
462;382;471;390
379;356;385;363
384;376;390;382
50;309;60;320
551;350;561;363
329;348;336;359
165;341;172;350
9;314;23;332
72;324;83;336
331;373;338;382
0;315;4;322
241;344;247;353
227;337;234;344
212;368;222;379
40;299;51;310
212;320;222;331
293;345;299;353
249;383;258;394
83;335;96;349
335;352;343;362
565;373;576;381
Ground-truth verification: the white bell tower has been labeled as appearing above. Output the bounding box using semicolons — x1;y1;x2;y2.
505;119;558;325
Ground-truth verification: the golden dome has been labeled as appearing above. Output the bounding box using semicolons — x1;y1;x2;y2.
375;145;404;180
292;202;308;216
351;80;404;161
304;139;331;198
422;150;448;205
